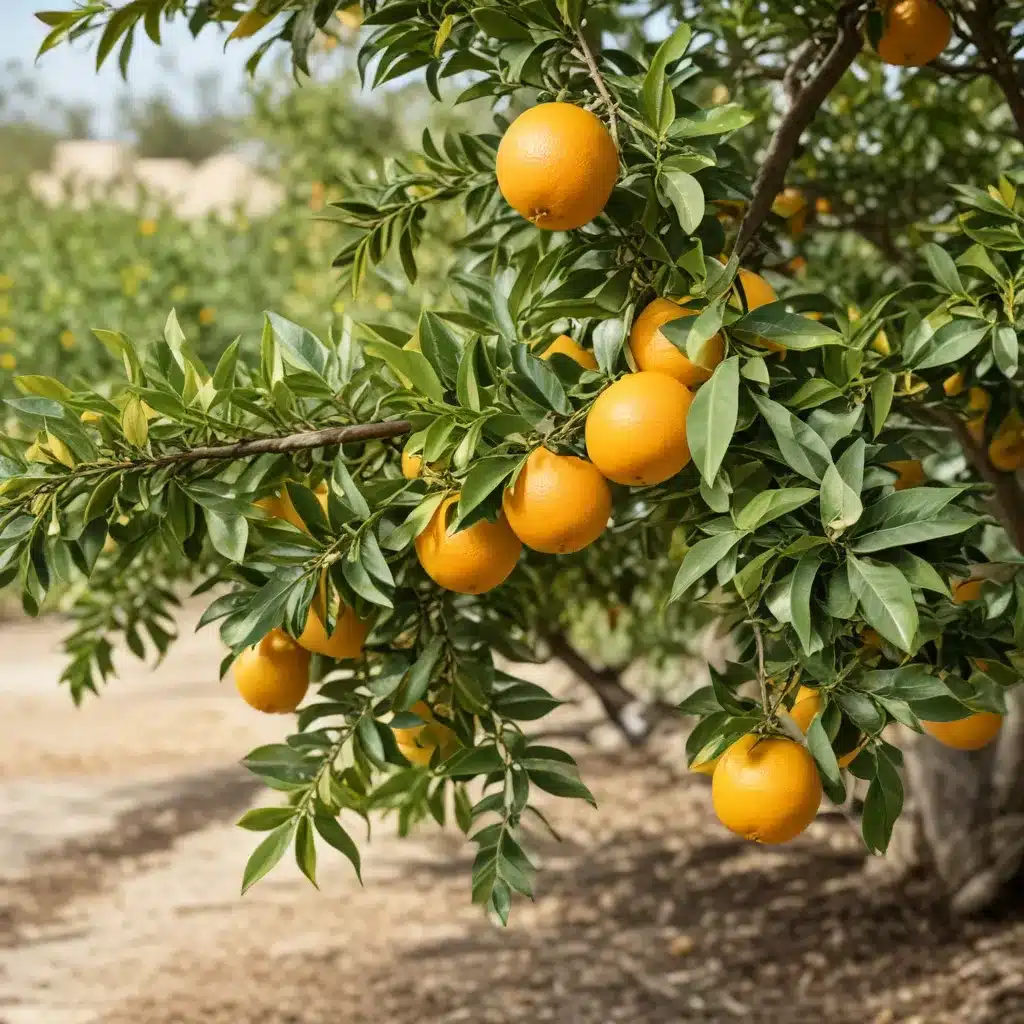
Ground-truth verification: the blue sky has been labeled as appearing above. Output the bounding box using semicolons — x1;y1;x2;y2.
3;0;258;134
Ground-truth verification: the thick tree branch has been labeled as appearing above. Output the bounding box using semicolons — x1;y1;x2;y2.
734;1;868;257
546;632;673;745
955;0;1024;139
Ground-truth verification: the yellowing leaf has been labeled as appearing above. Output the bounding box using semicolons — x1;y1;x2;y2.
121;396;149;448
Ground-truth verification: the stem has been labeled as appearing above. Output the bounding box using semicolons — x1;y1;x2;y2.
574;26;619;148
753;622;769;716
955;0;1024;139
733;1;867;257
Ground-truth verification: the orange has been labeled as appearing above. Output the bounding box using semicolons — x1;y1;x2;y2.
496;102;619;231
988;409;1024;471
415;494;522;594
886;459;925;490
733;269;784;354
256;483;328;531
712;734;822;844
815;196;832;216
877;0;952;67
943;370;966;397
402;449;424;479
502;447;611;554
788;686;862;768
628;297;725;386
921;711;1002;750
298;601;369;660
772;188;806;219
585;372;693;486
232;629;311;713
734;268;777;311
540;334;598;370
953;578;984;603
392;700;459;767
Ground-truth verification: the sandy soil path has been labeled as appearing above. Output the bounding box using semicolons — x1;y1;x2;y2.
1;606;1022;1024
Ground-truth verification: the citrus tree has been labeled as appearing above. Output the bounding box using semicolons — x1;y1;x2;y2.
16;0;1024;918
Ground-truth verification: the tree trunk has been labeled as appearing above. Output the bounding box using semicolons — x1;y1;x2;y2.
898;686;1024;914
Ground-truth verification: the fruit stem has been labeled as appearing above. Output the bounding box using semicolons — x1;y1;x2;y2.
753;621;770;717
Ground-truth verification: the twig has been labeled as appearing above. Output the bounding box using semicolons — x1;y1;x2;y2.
734;1;868;257
574;24;619;148
753;622;769;715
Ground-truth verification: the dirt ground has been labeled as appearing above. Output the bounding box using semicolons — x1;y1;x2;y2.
1;604;1023;1024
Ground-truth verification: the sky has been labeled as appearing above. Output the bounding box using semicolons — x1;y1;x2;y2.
2;0;259;135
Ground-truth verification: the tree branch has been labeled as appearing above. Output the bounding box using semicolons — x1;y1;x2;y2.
150;420;412;467
545;632;672;745
955;0;1024;139
734;1;868;257
573;24;619;148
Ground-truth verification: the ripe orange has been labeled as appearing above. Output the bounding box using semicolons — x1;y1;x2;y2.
496;102;619;231
298;601;369;660
953;578;984;603
988;409;1024;472
540;334;598;370
256;483;328;530
392;700;459;767
402;449;424;479
502;447;611;554
415;494;522;594
886;459;925;490
943;370;966;397
877;0;951;67
585;372;693;486
772;187;806;219
734;268;777;311
712;734;822;844
921;711;1002;750
233;629;311;713
628;297;725;386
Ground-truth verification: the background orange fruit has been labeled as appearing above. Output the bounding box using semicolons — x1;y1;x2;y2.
886;459;925;490
712;734;822;844
628;297;725;386
502;447;611;554
392;700;459;767
540;333;598;370
415;494;522;594
496;102;619;231
233;629;311;713
953;578;984;603
734;268;777;311
877;0;951;67
585;372;693;486
401;449;424;479
921;711;1002;750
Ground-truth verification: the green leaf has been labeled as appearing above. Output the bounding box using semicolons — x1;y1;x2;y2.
457;336;482;411
510;346;572;414
363;340;445;401
993;323;1018;378
820;439;864;537
642;24;692;133
922;242;964;295
806;714;845;804
294;816;318;887
204;509;248;563
668;103;754;138
889;550;950;595
851;507;979;553
593;317;625;376
121;396;149;448
751;394;833;482
790;553;822;655
912;320;989;370
419;311;463;385
847;556;918;653
443;743;505;777
734;487;818;531
687;356;738;484
528;768;597;806
670;530;743;602
458;456;520;524
660;169;704;234
870;371;894;437
858;486;964;531
861;749;903;854
733;302;844;350
237;807;297;831
241;819;297;894
395;636;444;711
313;815;362;882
